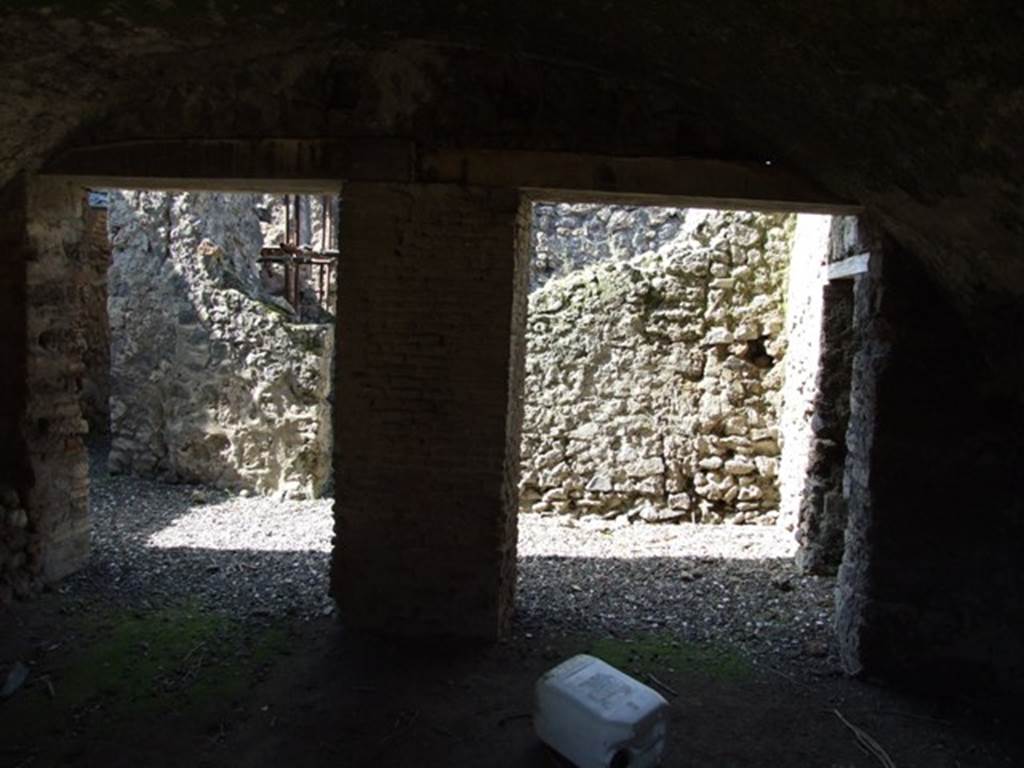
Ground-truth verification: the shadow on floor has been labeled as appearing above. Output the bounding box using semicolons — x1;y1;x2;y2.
2;603;1018;768
0;444;1008;766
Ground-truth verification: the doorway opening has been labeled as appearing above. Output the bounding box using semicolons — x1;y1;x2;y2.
514;199;858;667
73;187;339;617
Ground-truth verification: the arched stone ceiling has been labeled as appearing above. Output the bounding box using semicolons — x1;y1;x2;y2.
2;2;1022;319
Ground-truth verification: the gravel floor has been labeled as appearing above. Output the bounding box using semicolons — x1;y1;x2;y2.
67;446;336;619
516;515;837;673
67;445;839;676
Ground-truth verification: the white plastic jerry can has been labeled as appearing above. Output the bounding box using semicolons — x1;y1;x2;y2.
534;654;670;768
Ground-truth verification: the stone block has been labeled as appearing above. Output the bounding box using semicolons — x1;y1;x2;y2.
668;492;692;510
638;504;686;523
724;457;757;475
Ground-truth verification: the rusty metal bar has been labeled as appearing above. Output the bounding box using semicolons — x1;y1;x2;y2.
259;192;339;318
259;248;339;263
321;194;328;251
284;193;291;246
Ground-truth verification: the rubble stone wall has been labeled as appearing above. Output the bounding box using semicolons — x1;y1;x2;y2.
106;191;334;498
794;280;856;574
778;215;832;537
0;177;34;603
77;195;111;435
520;204;798;524
835;217;1024;693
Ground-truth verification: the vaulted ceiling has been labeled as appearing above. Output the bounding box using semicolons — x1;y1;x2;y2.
2;2;1022;318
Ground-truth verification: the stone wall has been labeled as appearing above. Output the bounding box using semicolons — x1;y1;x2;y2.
107;191;334;498
835;217;1024;696
0;177;33;603
794;278;856;574
777;216;831;536
520;204;795;524
0;483;31;603
77;193;111;435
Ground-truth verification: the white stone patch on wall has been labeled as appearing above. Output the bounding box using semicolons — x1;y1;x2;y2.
777;215;831;530
521;204;796;524
106;191;334;498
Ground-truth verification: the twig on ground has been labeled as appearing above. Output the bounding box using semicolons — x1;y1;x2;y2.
38;675;56;699
182;641;205;666
181;641;208;682
645;673;678;698
766;666;813;690
833;708;897;768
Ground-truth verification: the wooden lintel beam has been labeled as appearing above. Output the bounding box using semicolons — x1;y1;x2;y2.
40;138;413;190
41;139;860;213
418;149;860;214
828;253;871;281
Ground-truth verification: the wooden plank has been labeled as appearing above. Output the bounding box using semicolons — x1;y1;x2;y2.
828;253;870;280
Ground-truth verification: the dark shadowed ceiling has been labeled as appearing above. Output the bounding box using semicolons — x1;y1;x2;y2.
2;1;1022;317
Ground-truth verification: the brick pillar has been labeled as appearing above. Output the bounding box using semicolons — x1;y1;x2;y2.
24;178;90;581
331;183;528;639
0;176;89;602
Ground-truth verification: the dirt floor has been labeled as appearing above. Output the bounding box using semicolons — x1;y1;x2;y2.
1;447;1019;767
1;590;1019;768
